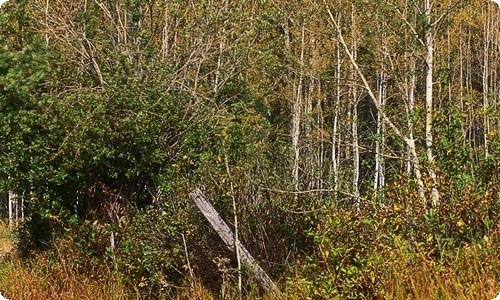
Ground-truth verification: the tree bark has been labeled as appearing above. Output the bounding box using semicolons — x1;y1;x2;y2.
424;0;439;207
8;191;16;228
189;188;281;297
482;3;491;157
292;23;305;193
324;1;428;204
374;15;388;197
350;5;360;209
332;45;341;194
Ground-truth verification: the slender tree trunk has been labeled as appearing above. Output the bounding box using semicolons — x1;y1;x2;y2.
465;26;476;158
351;5;360;209
482;3;491;157
214;2;228;96
304;36;313;190
374;72;386;195
292;23;305;192
459;23;465;135
318;89;324;193
424;0;439;206
222;141;242;296
493;8;500;137
332;45;341;194
45;0;50;45
315;77;325;193
7;166;16;227
352;92;360;209
324;1;428;204
8;192;14;227
161;5;169;60
406;55;426;202
374;18;387;197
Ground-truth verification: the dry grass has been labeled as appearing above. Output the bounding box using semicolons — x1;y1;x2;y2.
375;241;500;300
0;220;14;257
0;221;127;300
0;255;129;300
0;249;499;300
1;217;499;300
284;237;500;300
2;248;500;300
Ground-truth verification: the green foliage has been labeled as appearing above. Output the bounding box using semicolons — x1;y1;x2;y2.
115;206;193;298
288;173;500;298
1;0;500;298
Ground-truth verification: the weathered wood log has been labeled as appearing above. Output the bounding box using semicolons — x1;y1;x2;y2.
189;188;281;297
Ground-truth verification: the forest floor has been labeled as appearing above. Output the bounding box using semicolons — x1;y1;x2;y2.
0;221;13;258
0;219;499;299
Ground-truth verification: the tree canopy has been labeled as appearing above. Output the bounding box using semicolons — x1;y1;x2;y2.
1;0;500;298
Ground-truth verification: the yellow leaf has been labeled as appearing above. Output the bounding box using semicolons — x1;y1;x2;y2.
427;234;433;242
139;277;148;287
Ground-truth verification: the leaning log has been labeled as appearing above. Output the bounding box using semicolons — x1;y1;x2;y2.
189;188;281;297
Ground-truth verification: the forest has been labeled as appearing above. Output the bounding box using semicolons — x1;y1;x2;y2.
1;0;500;299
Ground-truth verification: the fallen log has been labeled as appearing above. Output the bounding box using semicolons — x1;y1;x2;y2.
189;188;281;297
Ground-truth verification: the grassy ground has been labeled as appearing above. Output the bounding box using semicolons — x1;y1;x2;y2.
0;220;500;299
0;220;13;257
0;221;126;300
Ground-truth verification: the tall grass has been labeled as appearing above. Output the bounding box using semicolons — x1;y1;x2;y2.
0;242;499;300
0;220;13;256
2;218;500;299
285;238;500;300
0;257;127;300
378;241;500;300
0;221;126;300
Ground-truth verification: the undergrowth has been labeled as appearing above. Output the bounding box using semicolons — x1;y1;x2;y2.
1;176;500;299
1;238;499;300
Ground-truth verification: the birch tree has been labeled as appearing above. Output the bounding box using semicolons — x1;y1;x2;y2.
349;4;361;208
423;0;439;206
323;0;445;205
373;6;389;197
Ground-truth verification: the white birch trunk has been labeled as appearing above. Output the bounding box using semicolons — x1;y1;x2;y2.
374;21;387;196
324;2;428;204
214;37;224;94
315;79;325;193
352;93;360;209
482;4;491;157
459;23;465;135
45;0;50;45
424;0;439;206
292;24;305;192
408;61;426;202
332;46;341;194
374;73;386;194
8;191;15;227
351;6;360;209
